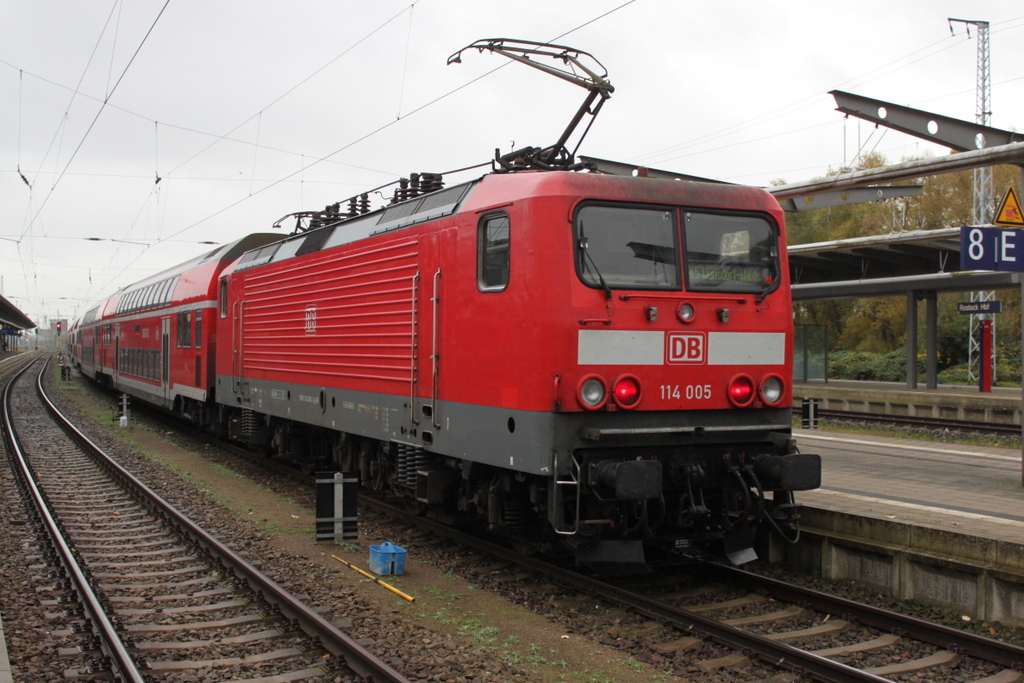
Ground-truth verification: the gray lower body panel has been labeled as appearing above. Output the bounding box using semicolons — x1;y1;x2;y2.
215;374;792;475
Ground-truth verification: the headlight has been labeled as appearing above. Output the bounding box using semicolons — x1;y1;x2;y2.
759;374;785;406
577;375;608;410
677;302;695;323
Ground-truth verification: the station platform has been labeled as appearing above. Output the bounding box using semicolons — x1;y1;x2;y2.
793;378;1024;426
777;426;1024;625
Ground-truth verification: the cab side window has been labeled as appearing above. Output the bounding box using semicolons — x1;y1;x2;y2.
478;212;510;292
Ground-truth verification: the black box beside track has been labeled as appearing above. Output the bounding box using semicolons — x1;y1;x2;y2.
316;471;358;543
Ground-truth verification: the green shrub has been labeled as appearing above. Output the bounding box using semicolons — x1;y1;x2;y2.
828;350;918;382
829;354;1021;387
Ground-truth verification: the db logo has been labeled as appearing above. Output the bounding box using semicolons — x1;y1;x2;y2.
304;305;317;335
667;332;704;364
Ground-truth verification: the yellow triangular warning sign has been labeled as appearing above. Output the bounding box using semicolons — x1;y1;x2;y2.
994;186;1024;227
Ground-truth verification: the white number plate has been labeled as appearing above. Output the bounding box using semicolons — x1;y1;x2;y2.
660;384;712;400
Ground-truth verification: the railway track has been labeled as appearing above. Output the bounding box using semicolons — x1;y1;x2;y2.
795;406;1023;437
34;361;1024;681
1;356;411;683
363;495;1024;683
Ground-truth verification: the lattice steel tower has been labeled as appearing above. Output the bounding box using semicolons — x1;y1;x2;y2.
950;18;994;382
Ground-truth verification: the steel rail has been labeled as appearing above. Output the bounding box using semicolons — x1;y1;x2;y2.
31;357;413;683
0;350;40;372
1;359;147;683
362;495;891;683
704;563;1024;670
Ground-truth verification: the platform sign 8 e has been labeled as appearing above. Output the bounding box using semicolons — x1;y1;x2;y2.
960;226;1024;272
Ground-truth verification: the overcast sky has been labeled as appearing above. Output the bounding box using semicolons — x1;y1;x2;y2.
2;0;1023;329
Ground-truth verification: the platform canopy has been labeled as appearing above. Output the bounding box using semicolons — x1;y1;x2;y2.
787;226;1024;301
0;295;36;331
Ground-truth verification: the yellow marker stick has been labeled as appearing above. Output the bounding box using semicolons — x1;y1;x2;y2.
332;555;415;602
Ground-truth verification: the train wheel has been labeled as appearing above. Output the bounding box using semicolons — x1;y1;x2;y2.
358;440;387;491
334;434;356;472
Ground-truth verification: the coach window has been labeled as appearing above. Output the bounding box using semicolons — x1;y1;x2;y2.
177;311;192;349
194;309;202;349
478;212;510;291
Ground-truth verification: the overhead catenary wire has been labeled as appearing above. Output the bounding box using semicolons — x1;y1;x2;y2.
249;112;262;197
632;19;1024;172
162;1;421;182
19;0;172;242
24;0;123;193
12;0;171;318
397;3;415;119
17;70;30;188
154;121;161;185
104;0;123;97
148;0;639;246
640;15;1024;177
12;4;1021;322
92;1;639;295
0;58;397;180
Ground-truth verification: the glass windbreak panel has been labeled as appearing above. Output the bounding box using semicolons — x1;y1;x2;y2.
575;205;678;290
683;212;777;293
156;278;173;305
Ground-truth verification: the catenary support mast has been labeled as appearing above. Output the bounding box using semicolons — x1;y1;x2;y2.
950;19;995;384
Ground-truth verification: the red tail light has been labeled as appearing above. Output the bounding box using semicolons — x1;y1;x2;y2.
727;374;755;407
612;375;642;409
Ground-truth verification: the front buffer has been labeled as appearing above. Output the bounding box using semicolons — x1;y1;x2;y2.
549;409;821;573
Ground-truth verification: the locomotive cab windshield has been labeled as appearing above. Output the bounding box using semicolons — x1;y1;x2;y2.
576;204;680;290
574;202;780;295
684;211;779;295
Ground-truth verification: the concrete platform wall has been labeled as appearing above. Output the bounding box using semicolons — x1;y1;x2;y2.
794;385;1022;425
763;507;1024;625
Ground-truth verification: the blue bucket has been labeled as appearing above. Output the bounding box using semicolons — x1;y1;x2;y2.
368;542;407;576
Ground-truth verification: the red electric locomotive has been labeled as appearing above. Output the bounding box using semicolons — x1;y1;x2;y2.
211;169;818;569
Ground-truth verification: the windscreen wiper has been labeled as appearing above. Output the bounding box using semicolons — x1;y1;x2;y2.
754;278;775;303
578;222;612;300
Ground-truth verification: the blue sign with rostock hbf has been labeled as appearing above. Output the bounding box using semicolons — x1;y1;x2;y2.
956;301;1002;315
960;226;1024;272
